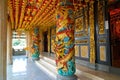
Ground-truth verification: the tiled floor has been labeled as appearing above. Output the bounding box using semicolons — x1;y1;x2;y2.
76;65;120;80
39;53;120;80
7;55;54;80
7;54;120;80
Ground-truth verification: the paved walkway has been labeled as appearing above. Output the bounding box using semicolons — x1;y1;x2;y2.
7;56;54;80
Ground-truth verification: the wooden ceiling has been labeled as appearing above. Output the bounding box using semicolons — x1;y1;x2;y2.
8;0;96;31
8;0;59;31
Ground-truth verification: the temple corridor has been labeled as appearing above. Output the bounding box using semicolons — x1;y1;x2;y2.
1;0;120;80
7;54;120;80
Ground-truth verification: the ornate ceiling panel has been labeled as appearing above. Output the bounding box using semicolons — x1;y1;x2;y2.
8;0;95;31
8;0;58;31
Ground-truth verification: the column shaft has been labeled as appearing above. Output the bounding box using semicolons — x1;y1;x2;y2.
7;21;13;65
0;0;7;80
25;31;29;57
29;31;33;57
55;0;76;76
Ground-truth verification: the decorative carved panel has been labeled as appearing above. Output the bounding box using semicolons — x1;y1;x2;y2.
99;38;106;43
98;1;105;34
74;4;90;60
75;17;84;32
75;5;89;36
96;1;111;65
75;4;89;39
89;2;95;63
75;46;79;57
75;40;88;44
100;46;106;61
80;46;89;58
84;6;89;34
51;27;56;35
51;27;56;53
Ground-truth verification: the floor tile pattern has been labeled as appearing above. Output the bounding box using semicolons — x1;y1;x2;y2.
7;56;53;80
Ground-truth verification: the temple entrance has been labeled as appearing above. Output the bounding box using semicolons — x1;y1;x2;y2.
109;2;120;68
43;31;48;52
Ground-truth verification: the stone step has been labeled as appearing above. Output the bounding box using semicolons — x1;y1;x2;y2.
35;60;57;80
40;59;56;71
36;56;104;80
42;56;56;66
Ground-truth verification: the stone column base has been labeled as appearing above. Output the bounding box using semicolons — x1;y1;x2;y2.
32;57;40;61
57;74;77;80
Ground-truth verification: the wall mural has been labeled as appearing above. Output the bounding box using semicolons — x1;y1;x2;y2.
55;1;75;76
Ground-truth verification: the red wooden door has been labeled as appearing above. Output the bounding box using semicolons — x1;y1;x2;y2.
110;7;120;68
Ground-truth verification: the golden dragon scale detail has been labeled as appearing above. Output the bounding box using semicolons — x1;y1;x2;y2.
55;1;75;76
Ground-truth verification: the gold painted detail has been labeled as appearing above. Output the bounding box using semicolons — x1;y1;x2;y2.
75;40;88;44
48;28;51;53
75;46;79;57
89;2;95;64
51;27;56;53
84;6;89;34
81;46;89;58
98;1;105;34
75;17;84;32
99;39;106;43
55;4;75;76
75;5;89;36
15;0;19;29
51;27;56;35
8;0;14;29
75;33;88;37
100;46;106;61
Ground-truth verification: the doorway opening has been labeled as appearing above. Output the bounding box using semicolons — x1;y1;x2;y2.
43;31;48;52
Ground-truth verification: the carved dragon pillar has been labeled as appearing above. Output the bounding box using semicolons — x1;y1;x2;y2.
31;27;40;60
55;0;77;79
